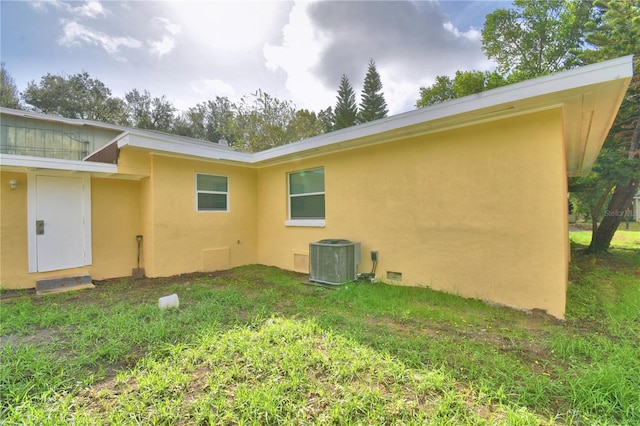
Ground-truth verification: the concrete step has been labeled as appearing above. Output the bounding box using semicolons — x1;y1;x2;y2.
36;275;95;295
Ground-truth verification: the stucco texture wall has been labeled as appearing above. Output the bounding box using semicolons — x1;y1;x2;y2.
257;109;569;318
138;154;258;277
0;172;142;288
90;177;142;280
1;171;30;288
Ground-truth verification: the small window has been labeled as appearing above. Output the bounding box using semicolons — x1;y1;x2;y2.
288;168;325;221
196;173;228;211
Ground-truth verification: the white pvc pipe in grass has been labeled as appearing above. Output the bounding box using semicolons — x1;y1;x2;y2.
158;294;179;310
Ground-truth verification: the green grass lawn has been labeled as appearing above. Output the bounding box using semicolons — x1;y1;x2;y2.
1;230;639;425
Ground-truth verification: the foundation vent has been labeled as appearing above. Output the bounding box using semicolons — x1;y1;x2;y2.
309;239;361;285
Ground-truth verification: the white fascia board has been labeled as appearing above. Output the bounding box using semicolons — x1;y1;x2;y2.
0;153;117;174
251;55;634;164
119;132;253;163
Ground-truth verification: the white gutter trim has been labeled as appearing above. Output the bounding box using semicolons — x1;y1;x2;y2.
0;153;117;173
118;132;253;163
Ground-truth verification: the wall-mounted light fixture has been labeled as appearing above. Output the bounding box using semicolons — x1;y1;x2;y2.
9;179;18;190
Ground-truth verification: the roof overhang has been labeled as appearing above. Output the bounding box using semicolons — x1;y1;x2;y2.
85;130;253;168
0;153;118;176
117;132;253;165
249;55;633;174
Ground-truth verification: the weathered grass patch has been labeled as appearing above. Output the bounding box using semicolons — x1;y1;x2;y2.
4;318;542;425
1;231;638;424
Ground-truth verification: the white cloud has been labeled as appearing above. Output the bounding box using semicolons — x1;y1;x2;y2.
442;21;481;42
152;17;182;36
377;69;422;113
264;0;494;114
30;0;106;19
50;6;182;61
148;17;182;58
263;2;334;112
296;0;498;114
29;1;60;12
149;35;176;58
16;0;501;116
73;1;106;19
58;20;142;61
190;79;237;101
163;2;285;52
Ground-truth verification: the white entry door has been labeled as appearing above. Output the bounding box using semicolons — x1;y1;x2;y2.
30;175;91;272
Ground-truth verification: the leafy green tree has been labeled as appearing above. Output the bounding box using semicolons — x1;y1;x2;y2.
125;89;176;132
574;1;640;253
227;90;296;152
286;109;327;142
416;76;454;108
333;74;358;130
451;71;485;97
174;97;235;143
358;59;388;123
416;71;506;108
482;0;592;81
317;107;334;133
452;70;506;96
124;89;152;128
0;62;20;109
22;71;128;124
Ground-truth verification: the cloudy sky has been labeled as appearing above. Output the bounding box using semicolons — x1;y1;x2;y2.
1;0;511;115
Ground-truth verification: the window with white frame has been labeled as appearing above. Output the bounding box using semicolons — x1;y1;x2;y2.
288;168;325;222
196;173;228;211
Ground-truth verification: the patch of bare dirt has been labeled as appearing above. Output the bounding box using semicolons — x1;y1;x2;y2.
1;326;68;348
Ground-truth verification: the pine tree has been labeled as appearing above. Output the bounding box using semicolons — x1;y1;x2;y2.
358;59;388;123
333;74;358;130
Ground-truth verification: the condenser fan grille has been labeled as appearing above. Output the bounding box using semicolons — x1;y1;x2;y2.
309;239;361;285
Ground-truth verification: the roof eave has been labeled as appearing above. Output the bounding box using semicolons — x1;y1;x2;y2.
0;153;118;175
117;132;253;165
250;55;634;169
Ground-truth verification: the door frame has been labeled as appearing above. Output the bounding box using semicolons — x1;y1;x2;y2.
27;171;93;273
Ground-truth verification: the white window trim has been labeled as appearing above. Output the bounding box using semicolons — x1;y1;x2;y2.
195;173;229;212
287;168;325;224
285;219;326;227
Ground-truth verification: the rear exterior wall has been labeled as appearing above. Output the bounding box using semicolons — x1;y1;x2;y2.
256;109;569;318
0;171;141;288
135;153;258;278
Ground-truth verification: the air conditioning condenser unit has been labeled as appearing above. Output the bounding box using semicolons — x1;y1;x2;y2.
309;239;361;285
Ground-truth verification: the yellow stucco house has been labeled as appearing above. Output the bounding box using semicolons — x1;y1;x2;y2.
0;56;633;318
